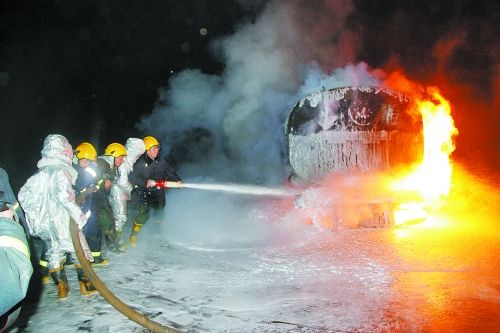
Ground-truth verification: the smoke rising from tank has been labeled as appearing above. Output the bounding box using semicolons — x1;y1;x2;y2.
134;0;396;247
138;0;379;185
135;0;498;245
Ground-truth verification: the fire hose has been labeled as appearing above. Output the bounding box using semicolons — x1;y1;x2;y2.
69;218;181;333
68;179;290;331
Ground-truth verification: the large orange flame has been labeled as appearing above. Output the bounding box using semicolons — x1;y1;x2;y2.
391;87;458;225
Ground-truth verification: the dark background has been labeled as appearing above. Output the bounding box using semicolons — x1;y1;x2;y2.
1;0;264;190
1;0;498;191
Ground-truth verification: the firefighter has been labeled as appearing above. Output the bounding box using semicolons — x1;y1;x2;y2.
103;138;145;250
74;142;108;266
18;134;96;298
0;189;32;332
101;142;127;252
0;166;27;232
128;136;182;246
0;166;42;281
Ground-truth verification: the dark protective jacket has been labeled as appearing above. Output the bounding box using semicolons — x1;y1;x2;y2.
74;162;100;217
0;167;27;232
74;161;110;252
95;158;114;217
129;153;181;208
75;160;113;214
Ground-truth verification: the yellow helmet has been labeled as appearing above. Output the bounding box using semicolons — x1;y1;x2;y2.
104;143;127;158
75;142;97;161
143;136;160;150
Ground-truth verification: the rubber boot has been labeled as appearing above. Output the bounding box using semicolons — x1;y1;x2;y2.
104;230;115;251
40;270;51;284
63;252;75;267
40;260;51;284
117;238;128;252
39;241;51;283
108;238;127;253
49;267;69;299
76;266;97;296
129;223;142;247
91;254;109;267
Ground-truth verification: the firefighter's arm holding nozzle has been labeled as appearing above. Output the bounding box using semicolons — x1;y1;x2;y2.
146;179;183;189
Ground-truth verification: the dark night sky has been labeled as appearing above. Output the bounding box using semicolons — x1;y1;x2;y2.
1;0;498;191
1;0;264;190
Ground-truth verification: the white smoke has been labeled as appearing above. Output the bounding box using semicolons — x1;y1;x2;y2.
138;0;381;186
134;0;388;246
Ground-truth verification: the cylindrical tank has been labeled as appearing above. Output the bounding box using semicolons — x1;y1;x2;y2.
286;86;423;182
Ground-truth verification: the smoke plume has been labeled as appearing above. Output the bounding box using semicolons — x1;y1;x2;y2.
138;0;378;185
136;0;498;245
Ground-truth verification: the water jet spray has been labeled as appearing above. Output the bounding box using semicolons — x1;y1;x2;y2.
182;182;300;197
151;179;299;197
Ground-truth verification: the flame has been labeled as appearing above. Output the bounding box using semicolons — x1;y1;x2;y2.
392;87;459;225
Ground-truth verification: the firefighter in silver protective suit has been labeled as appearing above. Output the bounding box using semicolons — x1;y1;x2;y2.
101;138;144;251
92;144;120;253
18;134;95;298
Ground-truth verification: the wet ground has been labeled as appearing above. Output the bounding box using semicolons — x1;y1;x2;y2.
10;166;500;332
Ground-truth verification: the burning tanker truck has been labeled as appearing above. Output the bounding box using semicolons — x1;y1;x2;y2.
285;86;424;228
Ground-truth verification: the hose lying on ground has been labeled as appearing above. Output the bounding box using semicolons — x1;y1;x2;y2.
70;218;181;333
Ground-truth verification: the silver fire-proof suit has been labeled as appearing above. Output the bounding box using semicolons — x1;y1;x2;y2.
107;138;145;232
18;134;92;268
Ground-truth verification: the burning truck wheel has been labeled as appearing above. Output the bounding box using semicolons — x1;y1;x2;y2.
285;86;424;228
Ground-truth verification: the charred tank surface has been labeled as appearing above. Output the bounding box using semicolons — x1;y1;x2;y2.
286;86;423;182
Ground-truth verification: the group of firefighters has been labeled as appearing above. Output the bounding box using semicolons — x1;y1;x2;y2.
0;133;183;326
